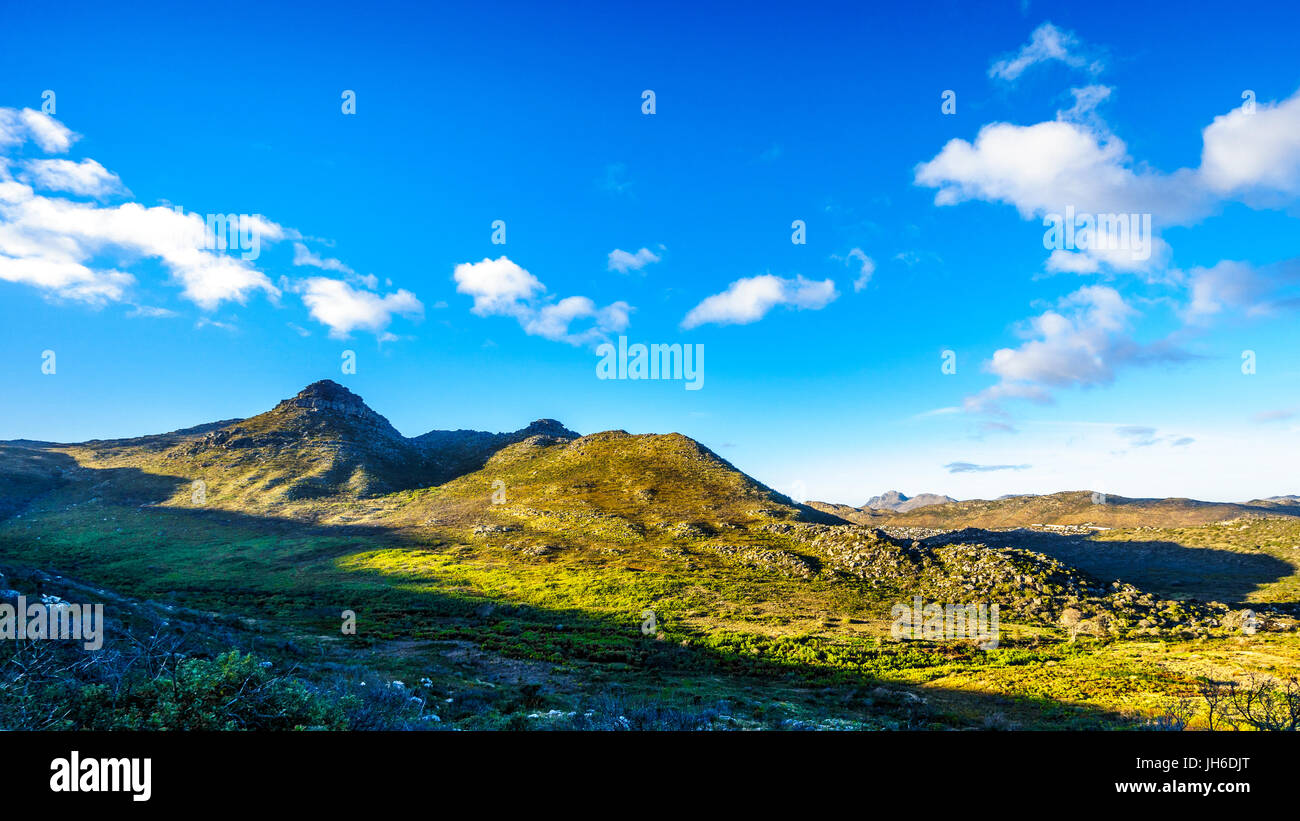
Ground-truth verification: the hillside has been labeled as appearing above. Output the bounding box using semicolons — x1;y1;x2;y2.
3;381;1300;732
420;428;818;539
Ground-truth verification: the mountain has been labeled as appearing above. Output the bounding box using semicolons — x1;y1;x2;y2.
1248;495;1300;507
807;489;1300;529
1;380;826;528
862;490;957;512
403;429;821;543
875;490;1300;528
170;379;424;500
162;380;589;504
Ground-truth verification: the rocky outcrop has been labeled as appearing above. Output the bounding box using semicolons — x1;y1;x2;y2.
703;543;818;579
763;521;1236;637
271;380;402;435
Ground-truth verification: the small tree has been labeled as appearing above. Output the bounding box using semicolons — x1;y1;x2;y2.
1060;607;1083;643
1196;677;1232;731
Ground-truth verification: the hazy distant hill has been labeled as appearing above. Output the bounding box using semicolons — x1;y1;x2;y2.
876;490;1300;528
863;490;957;512
1248;495;1300;508
802;490;955;524
806;489;1300;529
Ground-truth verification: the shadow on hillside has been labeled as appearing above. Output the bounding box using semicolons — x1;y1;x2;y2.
0;447;1198;729
925;528;1297;607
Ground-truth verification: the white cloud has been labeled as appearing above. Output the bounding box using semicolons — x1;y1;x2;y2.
1044;249;1103;274
1181;259;1292;323
0;109;285;309
0;252;134;305
836;248;875;292
453;255;631;345
1043;234;1171;276
914;81;1300;418
523;295;630;345
963;381;1053;414
989;22;1102;81
0;108;417;335
21;158;126;197
988;285;1135;386
1200;90;1300;200
292;241;354;275
454;256;545;318
916;87;1300;280
0;108;78;153
126;305;178;319
0;187;285;309
300;277;423;339
21;109;77;153
961;285;1192;414
681;274;838;329
194;317;237;332
1057;84;1112;127
607;246;661;273
915;120;1207;223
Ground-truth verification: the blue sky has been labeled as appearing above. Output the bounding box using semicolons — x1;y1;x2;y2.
3;0;1300;504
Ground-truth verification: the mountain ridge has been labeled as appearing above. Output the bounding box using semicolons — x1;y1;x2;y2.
0;381;829;525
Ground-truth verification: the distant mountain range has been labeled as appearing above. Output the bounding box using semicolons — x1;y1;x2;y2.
809;489;1300;529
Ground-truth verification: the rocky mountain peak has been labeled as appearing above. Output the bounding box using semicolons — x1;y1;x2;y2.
277;380;369;415
265;381;407;439
519;419;578;439
866;490;908;508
